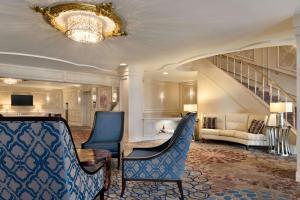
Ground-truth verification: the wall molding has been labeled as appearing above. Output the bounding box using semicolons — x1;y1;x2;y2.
0;63;120;86
0;51;115;74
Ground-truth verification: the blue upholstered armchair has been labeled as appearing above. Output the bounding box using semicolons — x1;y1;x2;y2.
82;111;124;169
121;113;196;200
0;117;105;200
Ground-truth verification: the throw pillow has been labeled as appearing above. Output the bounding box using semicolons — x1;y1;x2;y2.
203;117;216;129
248;119;265;134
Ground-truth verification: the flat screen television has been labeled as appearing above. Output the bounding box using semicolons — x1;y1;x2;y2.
11;95;33;106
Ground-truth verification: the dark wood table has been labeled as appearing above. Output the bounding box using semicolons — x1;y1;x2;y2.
77;149;112;190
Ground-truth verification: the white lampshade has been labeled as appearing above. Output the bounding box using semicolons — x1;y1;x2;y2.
270;102;293;113
183;104;197;112
267;113;277;126
285;102;293;113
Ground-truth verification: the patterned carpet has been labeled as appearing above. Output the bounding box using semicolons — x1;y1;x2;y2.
71;127;300;200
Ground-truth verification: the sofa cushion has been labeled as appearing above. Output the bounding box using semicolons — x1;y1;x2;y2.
248;119;265;134
234;130;267;141
248;114;268;129
203;113;225;129
201;128;220;136
219;130;235;137
226;113;249;131
203;117;216;129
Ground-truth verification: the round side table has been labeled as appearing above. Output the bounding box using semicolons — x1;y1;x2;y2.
266;126;291;156
77;149;112;190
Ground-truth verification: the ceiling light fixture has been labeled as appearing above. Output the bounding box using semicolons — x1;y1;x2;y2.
34;2;126;43
2;78;22;85
163;72;169;75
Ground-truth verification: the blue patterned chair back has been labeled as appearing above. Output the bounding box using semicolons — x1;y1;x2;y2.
124;113;196;180
164;113;196;177
89;112;124;142
0;117;104;200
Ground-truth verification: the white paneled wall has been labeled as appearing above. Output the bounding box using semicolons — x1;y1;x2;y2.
143;78;197;118
0;86;63;115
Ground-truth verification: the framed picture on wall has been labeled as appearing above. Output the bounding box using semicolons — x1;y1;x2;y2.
98;86;112;111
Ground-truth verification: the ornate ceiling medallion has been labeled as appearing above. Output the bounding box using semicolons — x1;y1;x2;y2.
34;2;126;43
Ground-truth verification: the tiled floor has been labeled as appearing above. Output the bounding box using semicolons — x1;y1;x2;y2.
71;127;300;199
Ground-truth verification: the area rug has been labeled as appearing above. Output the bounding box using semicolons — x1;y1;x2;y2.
71;127;300;199
188;142;300;200
105;168;210;200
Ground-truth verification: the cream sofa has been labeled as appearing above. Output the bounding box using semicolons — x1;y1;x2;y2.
200;113;268;148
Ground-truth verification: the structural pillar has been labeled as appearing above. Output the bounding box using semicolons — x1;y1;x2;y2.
294;12;300;182
120;66;144;142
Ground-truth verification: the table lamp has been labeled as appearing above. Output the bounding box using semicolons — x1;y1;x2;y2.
270;102;292;127
183;104;198;113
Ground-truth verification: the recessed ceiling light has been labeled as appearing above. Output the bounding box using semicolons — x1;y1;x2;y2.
120;63;128;66
163;72;168;75
3;78;22;85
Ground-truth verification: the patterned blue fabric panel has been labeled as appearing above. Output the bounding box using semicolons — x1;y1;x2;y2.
0;121;104;200
124;114;196;180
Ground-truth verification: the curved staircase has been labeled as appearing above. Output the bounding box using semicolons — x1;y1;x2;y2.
209;54;297;129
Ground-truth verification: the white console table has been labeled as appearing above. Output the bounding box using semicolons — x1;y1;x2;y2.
143;117;181;140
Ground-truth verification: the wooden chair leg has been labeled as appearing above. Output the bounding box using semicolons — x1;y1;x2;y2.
118;155;121;170
99;189;104;200
177;180;184;200
120;179;126;197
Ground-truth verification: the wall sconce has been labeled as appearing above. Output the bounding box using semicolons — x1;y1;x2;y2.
92;94;97;107
46;95;50;103
112;92;118;103
36;105;42;113
3;104;10;113
78;96;81;104
160;92;165;103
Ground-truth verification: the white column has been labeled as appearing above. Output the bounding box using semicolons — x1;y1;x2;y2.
120;67;144;142
294;12;300;182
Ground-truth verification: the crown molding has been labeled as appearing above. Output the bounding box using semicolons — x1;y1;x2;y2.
0;51;117;75
0;63;120;86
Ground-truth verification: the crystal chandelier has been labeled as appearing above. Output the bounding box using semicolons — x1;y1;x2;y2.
34;3;126;44
66;13;104;43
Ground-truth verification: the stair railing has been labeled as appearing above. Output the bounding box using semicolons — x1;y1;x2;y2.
210;54;297;128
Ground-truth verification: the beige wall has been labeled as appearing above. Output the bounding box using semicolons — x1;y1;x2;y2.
144;79;180;117
0;86;63;115
143;79;197;118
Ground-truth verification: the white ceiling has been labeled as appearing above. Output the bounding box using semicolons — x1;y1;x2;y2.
0;0;299;80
